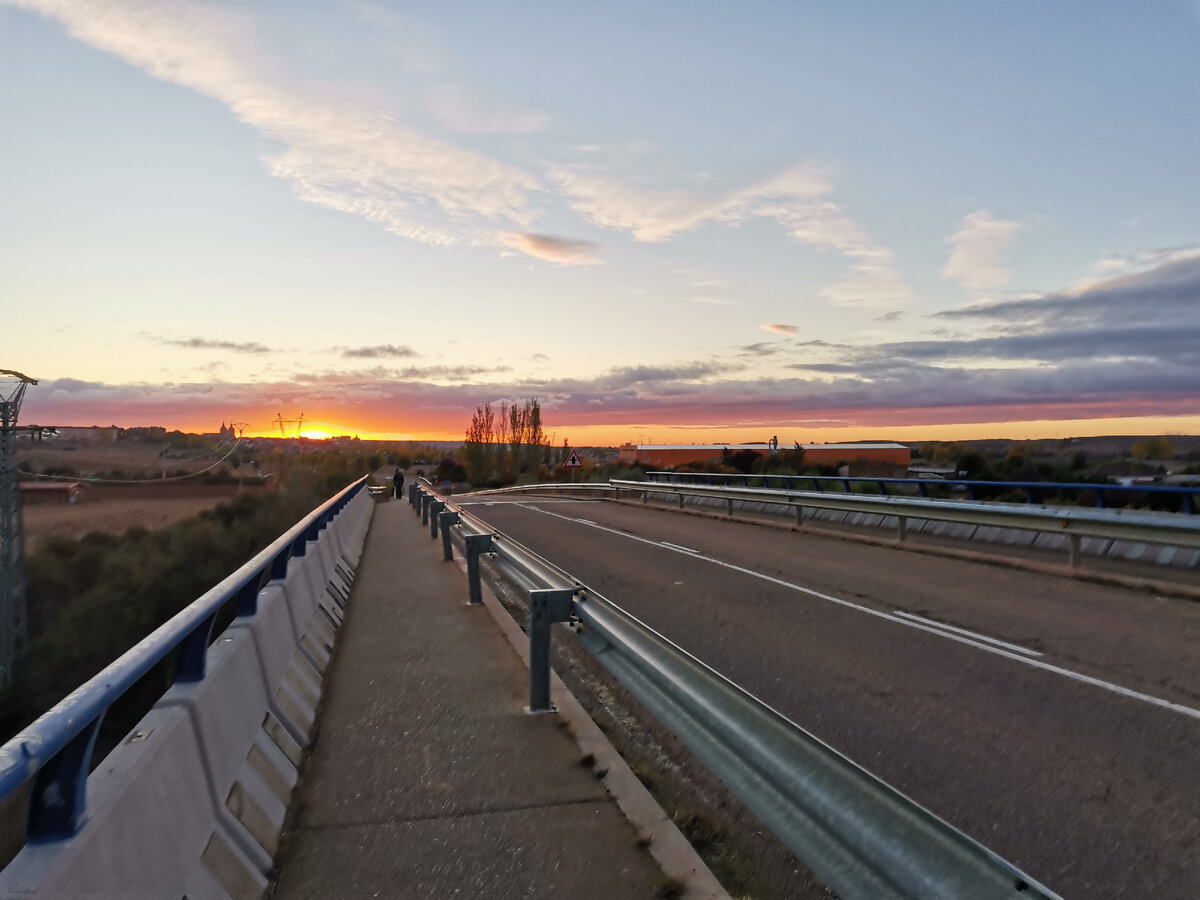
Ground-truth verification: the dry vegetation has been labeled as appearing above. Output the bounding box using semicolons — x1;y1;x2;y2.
16;437;255;552
22;492;243;553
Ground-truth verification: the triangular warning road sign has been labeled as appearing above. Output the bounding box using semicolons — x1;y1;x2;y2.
563;450;582;468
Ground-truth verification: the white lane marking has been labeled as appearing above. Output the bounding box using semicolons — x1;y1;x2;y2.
521;504;1200;722
661;541;698;554
890;610;1042;658
458;498;585;506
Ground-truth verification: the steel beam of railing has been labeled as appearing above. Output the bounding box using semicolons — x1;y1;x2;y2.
612;479;1200;560
415;484;1058;899
645;471;1199;514
0;476;369;837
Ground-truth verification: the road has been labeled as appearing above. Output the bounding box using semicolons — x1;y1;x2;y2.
459;495;1200;898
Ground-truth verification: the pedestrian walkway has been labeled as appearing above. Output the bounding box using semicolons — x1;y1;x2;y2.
270;496;671;898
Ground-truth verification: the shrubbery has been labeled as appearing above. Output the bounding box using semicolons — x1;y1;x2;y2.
0;454;376;744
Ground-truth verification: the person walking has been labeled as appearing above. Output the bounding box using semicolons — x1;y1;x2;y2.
392;468;404;499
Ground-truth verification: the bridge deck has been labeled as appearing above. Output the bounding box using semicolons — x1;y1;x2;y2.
271;496;667;897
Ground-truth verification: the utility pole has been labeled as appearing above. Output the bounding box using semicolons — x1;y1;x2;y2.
0;369;36;687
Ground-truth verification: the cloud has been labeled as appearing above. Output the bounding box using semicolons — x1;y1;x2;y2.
341;344;417;359
21;333;1200;438
498;233;602;265
692;297;733;305
424;84;547;135
937;248;1200;331
157;337;274;354
942;211;1025;291
737;341;793;358
669;269;732;289
762;324;798;336
15;0;543;249
292;363;510;385
553;163;912;309
21;233;1200;436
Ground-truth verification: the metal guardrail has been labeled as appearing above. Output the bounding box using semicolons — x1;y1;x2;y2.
613;479;1200;567
646;470;1200;514
0;475;369;840
412;482;1058;899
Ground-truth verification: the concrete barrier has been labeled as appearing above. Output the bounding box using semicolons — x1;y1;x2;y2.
0;487;374;899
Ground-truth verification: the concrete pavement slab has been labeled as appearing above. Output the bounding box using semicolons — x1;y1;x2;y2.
271;497;667;898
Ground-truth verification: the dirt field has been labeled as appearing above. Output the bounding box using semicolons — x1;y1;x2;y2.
21;485;258;553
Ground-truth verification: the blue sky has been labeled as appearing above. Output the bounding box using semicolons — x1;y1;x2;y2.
2;1;1198;442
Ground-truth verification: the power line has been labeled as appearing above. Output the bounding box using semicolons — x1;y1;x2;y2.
18;438;248;485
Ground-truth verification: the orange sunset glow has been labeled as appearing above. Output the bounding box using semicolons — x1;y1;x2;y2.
6;3;1198;458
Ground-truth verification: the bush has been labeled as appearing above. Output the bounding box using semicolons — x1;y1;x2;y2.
1;475;354;744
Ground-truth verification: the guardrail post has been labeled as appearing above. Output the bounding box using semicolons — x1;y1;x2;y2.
429;500;445;538
897;515;907;543
464;534;493;605
679;492;685;510
421;493;432;525
439;511;460;560
408;482;417;508
1069;533;1081;568
526;588;574;714
727;497;734;517
795;504;804;527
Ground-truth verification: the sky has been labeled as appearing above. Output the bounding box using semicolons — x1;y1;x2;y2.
2;1;1198;445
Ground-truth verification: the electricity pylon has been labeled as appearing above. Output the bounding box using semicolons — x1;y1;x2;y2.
274;412;305;438
1;369;36;687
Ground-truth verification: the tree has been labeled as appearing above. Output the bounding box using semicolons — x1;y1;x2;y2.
461;397;550;486
1131;437;1175;461
463;403;496;484
727;449;761;474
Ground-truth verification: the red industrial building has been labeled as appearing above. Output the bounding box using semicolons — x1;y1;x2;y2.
618;442;911;473
19;482;84;505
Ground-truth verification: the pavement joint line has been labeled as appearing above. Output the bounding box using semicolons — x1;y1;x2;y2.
521;501;1200;723
291;795;619;832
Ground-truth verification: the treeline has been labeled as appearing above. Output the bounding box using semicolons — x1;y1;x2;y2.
0;450;383;745
461;398;553;487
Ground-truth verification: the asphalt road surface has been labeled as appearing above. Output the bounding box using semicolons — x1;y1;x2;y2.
459;496;1200;899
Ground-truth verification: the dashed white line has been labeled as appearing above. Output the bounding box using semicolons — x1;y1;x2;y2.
518;503;1200;722
661;541;698;554
890;610;1042;658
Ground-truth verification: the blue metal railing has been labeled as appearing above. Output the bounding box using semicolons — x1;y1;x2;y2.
0;475;368;841
645;471;1199;514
